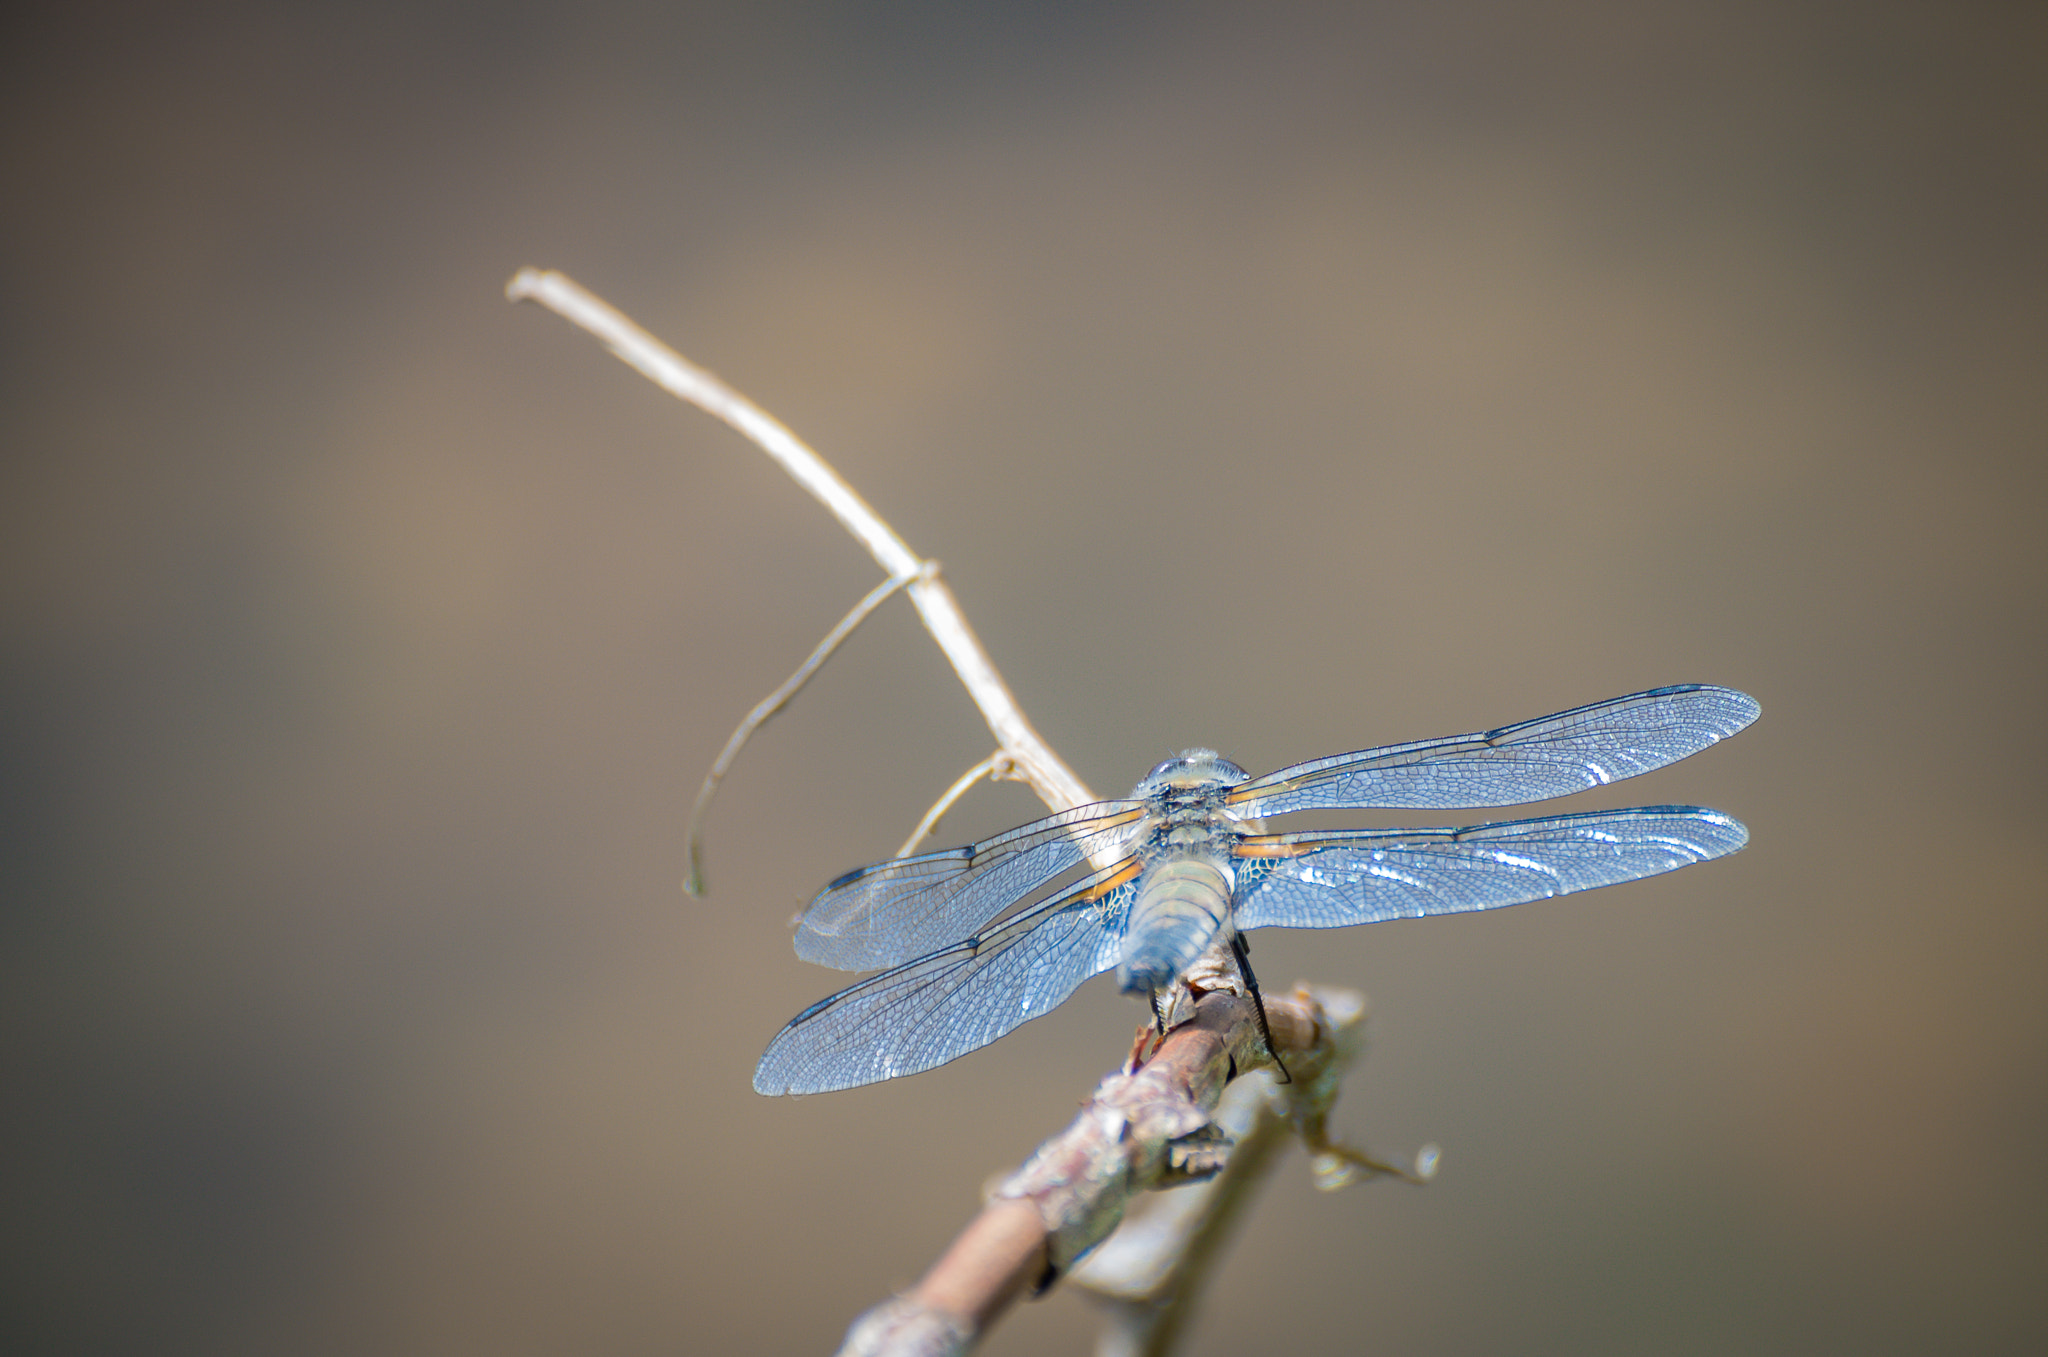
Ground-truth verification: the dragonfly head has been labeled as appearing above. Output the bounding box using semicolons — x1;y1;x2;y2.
1135;748;1251;797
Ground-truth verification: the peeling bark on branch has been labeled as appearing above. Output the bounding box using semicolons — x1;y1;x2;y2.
836;985;1373;1357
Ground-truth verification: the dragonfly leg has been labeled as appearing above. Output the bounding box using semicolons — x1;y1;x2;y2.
1230;932;1290;1085
1148;989;1167;1037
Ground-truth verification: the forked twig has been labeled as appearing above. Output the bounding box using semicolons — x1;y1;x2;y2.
509;271;1410;1357
506;269;1097;889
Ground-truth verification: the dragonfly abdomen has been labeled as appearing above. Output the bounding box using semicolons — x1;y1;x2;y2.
1116;854;1235;994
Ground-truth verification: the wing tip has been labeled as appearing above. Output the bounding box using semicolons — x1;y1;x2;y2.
1708;809;1751;855
753;1041;825;1097
1679;683;1762;734
1631;803;1750;856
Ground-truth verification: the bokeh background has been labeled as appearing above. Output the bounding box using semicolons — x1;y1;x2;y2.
5;3;2044;1353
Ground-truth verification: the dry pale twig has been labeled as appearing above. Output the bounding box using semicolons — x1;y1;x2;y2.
505;269;1097;888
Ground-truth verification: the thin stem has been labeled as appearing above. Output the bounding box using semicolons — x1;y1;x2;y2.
894;752;1014;860
685;566;926;895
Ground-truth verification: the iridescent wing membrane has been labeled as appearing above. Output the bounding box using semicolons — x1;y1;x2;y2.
1231;807;1749;931
755;685;1757;1095
756;866;1142;1096
1224;685;1760;814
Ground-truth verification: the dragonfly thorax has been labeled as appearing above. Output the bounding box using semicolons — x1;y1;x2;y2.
1136;749;1251;797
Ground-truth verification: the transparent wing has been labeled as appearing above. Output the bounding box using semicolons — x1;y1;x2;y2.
1232;806;1748;931
756;867;1140;1095
795;800;1148;970
1226;685;1758;815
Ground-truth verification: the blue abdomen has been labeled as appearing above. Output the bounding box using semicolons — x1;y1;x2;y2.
1116;855;1235;993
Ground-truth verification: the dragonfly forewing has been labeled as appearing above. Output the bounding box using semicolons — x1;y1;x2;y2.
1226;685;1758;815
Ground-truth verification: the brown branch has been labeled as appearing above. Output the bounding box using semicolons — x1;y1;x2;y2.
835;985;1373;1356
1069;987;1434;1357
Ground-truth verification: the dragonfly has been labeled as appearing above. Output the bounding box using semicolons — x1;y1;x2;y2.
754;684;1758;1095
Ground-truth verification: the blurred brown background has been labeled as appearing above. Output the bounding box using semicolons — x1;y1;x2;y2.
4;2;2044;1353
